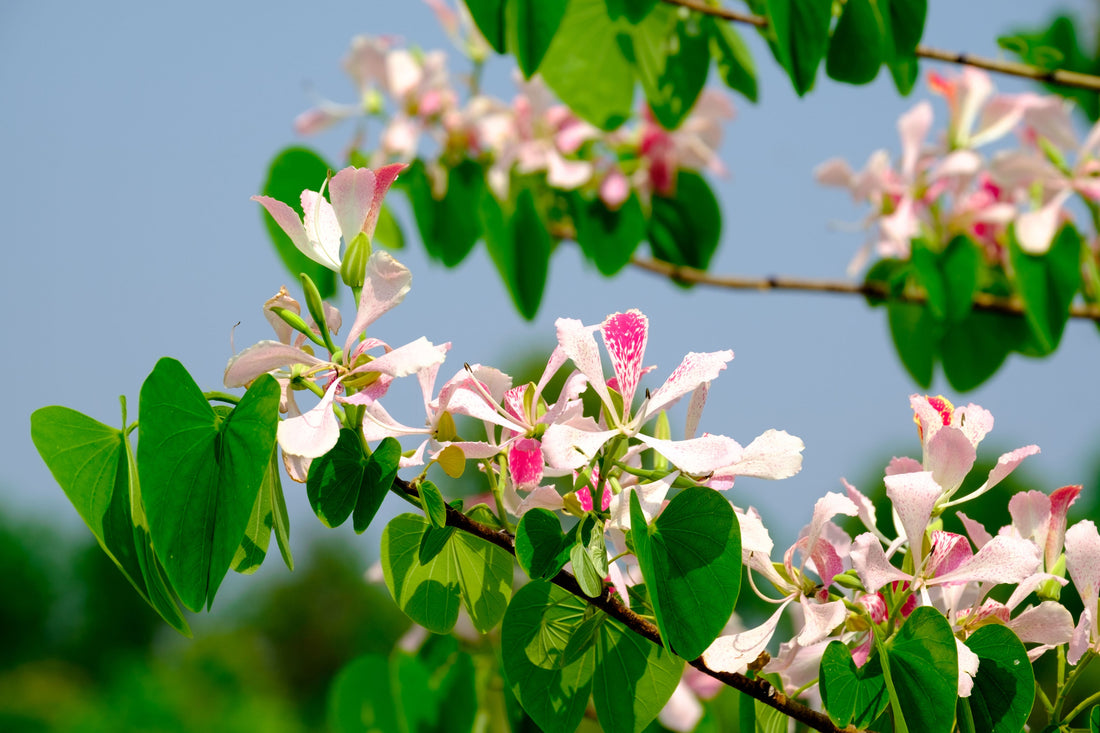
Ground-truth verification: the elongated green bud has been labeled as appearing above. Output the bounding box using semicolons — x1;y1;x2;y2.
341;231;372;289
299;273;330;340
271;307;326;349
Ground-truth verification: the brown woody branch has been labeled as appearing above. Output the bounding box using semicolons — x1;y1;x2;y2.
630;257;1100;322
661;0;1100;93
395;478;861;733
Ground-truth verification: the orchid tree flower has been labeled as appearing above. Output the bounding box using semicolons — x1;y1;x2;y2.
252;164;406;272
1066;520;1100;664
636;91;734;200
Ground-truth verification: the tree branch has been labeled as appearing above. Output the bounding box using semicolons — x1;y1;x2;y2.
660;0;1100;93
394;477;861;733
630;257;1100;322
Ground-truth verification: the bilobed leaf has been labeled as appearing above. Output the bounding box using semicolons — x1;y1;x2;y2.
628;3;711;129
231;448;274;575
31;405;191;634
647;170;722;274
940;311;1017;392
591;615;682;733
826;0;883;85
911;235;980;323
401;158;485;268
508;0;569;78
819;641;889;729
707;17;758;102
354;436;401;534
420;479;448;529
630;487;741;660
887;301;938;388
482;188;551;320
515;508;574;580
887;606;958;733
573;193;646;276
1009;224;1082;355
539;0;635;130
381;513;512;633
307;428;368;529
765;0;832;95
958;625;1034;733
259;147;337;298
464;0;507;53
139;360;279;612
269;450;294;570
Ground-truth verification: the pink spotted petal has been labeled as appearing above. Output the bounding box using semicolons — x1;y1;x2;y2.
1065;521;1100;630
957;511;993;550
737;507;774;559
608;474;675;531
443;383;525;434
1008;490;1052;547
842;479;878;534
898;101;933;176
929;535;1039;586
925;425;977;496
343;250;412;354
806;492;859;559
509;438;544;490
1009;601;1074;648
886;456;923;475
277;379;342;459
556;317;612;411
957;638;980;697
1046;485;1082;570
1017;189;1072;254
224;340;326;388
504;484;564;517
927;531;973;578
359;400;427;442
251;195;318;266
541;421;617;470
955;403;994;446
720;429;805;480
329;166;376;243
885;470;944;566
263;287;301;344
363;163;407;239
645;350;734;419
851;533;909;593
601;310;649;408
349;337;447;379
635;433;742;475
1068;609;1092;666
980;445;1041;494
703;600;792;675
797;598;847;646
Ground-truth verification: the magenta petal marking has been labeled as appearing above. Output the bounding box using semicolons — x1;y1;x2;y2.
508;438;544;491
601;310;648;408
927;531;973;578
363;163;407;239
330;166;376;243
930;535;1039;586
1046;485;1082;570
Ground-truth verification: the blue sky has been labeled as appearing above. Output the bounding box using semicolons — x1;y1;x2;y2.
4;0;1098;569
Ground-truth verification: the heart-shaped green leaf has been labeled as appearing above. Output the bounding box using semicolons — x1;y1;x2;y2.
887;606;959;733
630;486;741;659
381;513;512;633
627;3;710;129
825;0;883;85
1009;223;1082;355
707;17;758;102
401;159;485;268
647;171;722;275
765;0;832;96
819;640;889;728
138;358;279;611
507;0;569;77
957;625;1034;733
31;404;191;634
308;431;399;533
502;581;680;733
573;193;646;276
515;508;574;580
355;436;400;533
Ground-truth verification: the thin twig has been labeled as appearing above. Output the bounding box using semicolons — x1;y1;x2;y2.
630;257;1100;322
395;478;861;733
661;0;1100;93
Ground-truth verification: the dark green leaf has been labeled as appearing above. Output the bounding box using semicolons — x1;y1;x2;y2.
573;193;646;276
466;502;506;531
608;0;660;24
508;0;569;78
139;359;279;611
1091;705;1099;733
381;513;512;633
1009;224;1082;355
628;4;711;129
826;0;883;85
911;235;980;323
308;429;368;529
231;449;274;575
327;654;402;733
401;158;484;268
863;258;912;303
269;448;293;571
420;479;448;529
354;436;400;533
999;16;1100;121
539;0;635;130
647;170;722;273
592;615;682;733
630;486;741;659
940;311;1016;392
464;0;507;53
570;514;607;598
887;606;958;733
819;641;889;729
888;0;926;58
481;188;551;320
259;147;337;297
765;0;832;95
515;508;574;580
887;301;938;387
707;17;758;102
958;625;1033;733
374;204;404;250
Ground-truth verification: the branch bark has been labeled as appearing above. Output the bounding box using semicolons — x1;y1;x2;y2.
630;257;1100;322
394;477;862;733
660;0;1100;93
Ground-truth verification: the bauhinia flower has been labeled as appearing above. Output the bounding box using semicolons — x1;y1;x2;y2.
1066;520;1100;664
252;163;405;272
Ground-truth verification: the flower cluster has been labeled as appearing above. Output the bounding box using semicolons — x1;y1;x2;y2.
293;1;735;209
817;67;1100;273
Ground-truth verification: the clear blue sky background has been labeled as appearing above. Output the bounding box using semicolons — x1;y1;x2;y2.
3;0;1097;582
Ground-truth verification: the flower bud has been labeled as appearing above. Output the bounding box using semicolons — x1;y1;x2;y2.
299;273;330;341
340;232;372;288
271;306;325;348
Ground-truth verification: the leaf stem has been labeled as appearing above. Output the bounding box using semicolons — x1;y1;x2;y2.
872;625;909;733
203;391;241;405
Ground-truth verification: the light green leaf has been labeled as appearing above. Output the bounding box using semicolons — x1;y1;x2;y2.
887;606;959;733
231;446;274;575
464;0;507;53
591;615;682;733
381;513;513;633
515;508;574;580
958;625;1034;733
138;359;280;611
354;436;400;534
420;479;447;529
508;0;569;78
308;428;368;529
373;204;404;250
628;4;710;129
259;147;337;297
630;486;741;660
539;0;635;130
269;449;294;571
707;17;758;102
